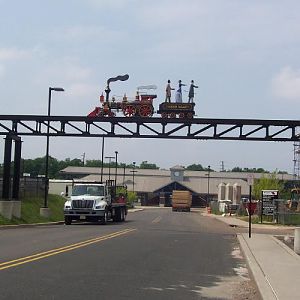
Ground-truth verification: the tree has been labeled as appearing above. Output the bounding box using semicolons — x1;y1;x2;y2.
252;172;285;200
186;164;205;171
139;161;159;169
85;160;102;167
231;167;269;173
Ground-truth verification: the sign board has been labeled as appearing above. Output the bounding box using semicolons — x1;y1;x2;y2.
247;174;254;186
261;190;278;216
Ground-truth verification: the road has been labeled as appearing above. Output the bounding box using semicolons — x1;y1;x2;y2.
0;208;260;300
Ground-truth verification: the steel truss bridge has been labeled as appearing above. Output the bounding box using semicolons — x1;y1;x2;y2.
0;115;300;141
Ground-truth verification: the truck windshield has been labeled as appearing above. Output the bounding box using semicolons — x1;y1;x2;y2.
72;185;105;196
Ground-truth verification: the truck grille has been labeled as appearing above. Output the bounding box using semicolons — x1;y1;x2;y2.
72;200;94;209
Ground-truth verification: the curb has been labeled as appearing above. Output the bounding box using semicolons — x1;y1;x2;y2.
237;234;277;300
0;221;65;229
0;208;144;229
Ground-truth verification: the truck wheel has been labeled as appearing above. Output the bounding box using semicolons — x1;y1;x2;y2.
64;216;72;225
101;210;108;225
121;207;126;222
115;207;122;222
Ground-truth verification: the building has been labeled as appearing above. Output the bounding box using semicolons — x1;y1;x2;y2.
55;166;294;207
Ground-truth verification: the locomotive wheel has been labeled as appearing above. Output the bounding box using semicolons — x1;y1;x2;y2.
139;104;153;117
186;112;193;119
123;105;136;117
161;112;168;118
179;112;185;118
169;112;176;118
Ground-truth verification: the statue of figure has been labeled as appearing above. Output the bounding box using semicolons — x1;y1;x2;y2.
188;80;198;103
165;80;174;102
175;80;186;103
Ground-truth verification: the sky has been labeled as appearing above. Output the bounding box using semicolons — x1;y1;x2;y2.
1;0;300;172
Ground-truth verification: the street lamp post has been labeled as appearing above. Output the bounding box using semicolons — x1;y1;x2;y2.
207;165;211;205
43;87;64;211
105;156;115;182
130;161;137;192
114;151;118;196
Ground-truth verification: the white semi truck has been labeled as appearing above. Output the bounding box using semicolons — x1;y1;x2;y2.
63;181;127;225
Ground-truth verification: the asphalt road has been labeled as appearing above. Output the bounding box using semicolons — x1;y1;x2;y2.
0;208;260;300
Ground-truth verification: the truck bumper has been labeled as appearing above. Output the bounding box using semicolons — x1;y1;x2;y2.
64;209;105;218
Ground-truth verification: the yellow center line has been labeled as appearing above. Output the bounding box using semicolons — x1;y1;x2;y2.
0;228;136;271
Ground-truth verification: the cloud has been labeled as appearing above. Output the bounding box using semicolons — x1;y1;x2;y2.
270;67;300;101
0;47;32;61
85;0;136;9
35;60;94;84
0;64;5;78
66;82;99;98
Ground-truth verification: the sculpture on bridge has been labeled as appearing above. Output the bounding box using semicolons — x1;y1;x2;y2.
188;80;198;103
88;76;196;119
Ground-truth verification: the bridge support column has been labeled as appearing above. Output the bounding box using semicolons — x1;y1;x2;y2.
12;139;22;200
1;135;22;220
2;136;12;199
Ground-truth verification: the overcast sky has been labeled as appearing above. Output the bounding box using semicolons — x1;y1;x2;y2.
1;0;300;172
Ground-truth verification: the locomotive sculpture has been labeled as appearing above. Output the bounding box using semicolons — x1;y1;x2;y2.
88;75;196;119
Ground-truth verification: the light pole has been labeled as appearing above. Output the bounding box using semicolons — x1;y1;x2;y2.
130;162;137;193
207;165;211;206
105;156;115;182
123;165;126;186
44;87;64;209
114;151;118;196
100;137;105;182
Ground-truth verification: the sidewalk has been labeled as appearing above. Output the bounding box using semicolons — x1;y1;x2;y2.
205;213;300;299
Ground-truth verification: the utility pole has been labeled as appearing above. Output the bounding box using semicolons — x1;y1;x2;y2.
105;156;115;182
81;152;85;166
220;161;225;172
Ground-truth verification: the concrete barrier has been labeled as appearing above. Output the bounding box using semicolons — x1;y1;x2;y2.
294;227;300;254
0;201;14;220
11;201;21;218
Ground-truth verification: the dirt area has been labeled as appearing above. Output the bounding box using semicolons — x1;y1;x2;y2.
232;279;262;300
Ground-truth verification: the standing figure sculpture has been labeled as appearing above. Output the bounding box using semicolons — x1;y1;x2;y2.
165;80;174;102
175;80;186;103
188;80;198;103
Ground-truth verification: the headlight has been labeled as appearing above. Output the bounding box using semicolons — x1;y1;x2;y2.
95;204;106;209
65;205;71;209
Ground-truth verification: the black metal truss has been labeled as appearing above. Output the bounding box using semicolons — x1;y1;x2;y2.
0;115;300;141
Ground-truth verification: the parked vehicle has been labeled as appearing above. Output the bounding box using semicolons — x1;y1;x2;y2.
63;180;127;225
172;190;192;212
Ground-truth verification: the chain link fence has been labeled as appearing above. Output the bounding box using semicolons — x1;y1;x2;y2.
0;177;45;200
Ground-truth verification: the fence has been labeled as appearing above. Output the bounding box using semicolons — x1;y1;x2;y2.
0;177;45;200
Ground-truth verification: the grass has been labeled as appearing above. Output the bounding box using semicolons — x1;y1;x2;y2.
238;214;300;225
0;195;65;225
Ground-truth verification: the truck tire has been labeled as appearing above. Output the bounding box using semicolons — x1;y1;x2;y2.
64;216;72;225
121;207;126;222
114;207;122;222
101;210;108;225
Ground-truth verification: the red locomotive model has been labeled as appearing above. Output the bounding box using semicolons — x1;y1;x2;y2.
88;75;195;119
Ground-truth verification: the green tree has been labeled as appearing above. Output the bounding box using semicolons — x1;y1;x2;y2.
139;161;159;169
85;160;103;167
252;172;285;200
186;164;205;171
